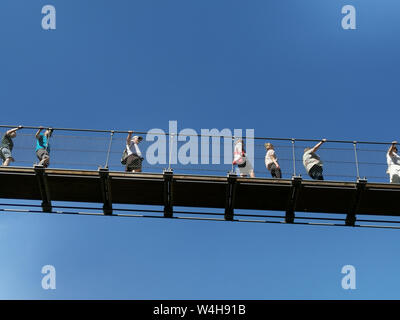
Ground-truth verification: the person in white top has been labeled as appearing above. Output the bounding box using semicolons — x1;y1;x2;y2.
232;139;255;178
264;143;281;178
125;131;143;173
303;139;326;180
387;141;400;183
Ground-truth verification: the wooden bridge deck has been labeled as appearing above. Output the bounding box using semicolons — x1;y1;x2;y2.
0;166;399;224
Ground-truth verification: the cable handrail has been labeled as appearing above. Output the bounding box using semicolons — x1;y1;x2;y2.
2;124;397;184
0;124;397;145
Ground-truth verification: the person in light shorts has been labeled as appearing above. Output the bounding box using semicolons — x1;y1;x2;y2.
387;141;400;184
35;127;53;168
0;126;23;166
232;139;255;178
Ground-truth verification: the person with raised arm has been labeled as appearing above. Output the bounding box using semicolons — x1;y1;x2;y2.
35;126;53;168
387;141;400;183
124;131;144;173
0;126;23;166
302;139;326;180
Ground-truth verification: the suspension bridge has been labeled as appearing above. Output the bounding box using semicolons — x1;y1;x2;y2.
0;125;399;230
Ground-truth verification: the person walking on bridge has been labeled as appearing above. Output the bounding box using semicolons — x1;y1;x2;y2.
233;138;255;178
125;131;144;173
35;127;53;168
387;141;400;183
264;142;281;178
1;126;23;166
303;139;326;180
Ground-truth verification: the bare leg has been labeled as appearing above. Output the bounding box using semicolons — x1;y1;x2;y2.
39;156;49;167
3;157;14;166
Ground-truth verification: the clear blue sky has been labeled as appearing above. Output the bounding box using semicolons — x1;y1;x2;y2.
1;0;400;299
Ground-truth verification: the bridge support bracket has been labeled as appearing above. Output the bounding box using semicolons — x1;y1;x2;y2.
225;173;237;221
99;168;113;215
34;165;52;213
346;178;367;226
163;169;174;218
286;176;302;223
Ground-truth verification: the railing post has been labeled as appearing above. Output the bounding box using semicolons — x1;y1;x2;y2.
225;172;237;221
163;169;173;218
99;167;112;215
291;139;296;177
286;176;302;223
168;133;175;172
346;178;367;226
353;141;360;180
230;136;235;174
34;165;52;212
104;130;114;169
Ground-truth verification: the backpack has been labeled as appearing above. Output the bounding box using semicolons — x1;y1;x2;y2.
233;147;246;167
121;148;128;165
237;156;247;168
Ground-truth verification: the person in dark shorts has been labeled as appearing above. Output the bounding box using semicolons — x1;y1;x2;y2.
125;131;144;172
35;127;53;167
264;142;282;178
0;126;23;166
302;139;326;180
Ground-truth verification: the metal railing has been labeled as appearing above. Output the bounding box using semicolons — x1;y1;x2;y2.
0;125;395;183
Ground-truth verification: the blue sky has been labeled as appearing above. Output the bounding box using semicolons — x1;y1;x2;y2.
1;0;400;299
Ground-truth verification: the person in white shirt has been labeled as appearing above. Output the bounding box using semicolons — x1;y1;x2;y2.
387;141;400;183
125;131;144;173
264;143;281;178
303;139;326;180
232;139;255;178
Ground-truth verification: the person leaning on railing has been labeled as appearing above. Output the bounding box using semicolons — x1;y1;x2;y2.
0;125;23;166
387;141;400;184
35;126;53;168
124;131;144;173
303;139;326;180
264;142;281;179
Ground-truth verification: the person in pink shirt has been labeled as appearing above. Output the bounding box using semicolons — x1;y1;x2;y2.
232;139;255;178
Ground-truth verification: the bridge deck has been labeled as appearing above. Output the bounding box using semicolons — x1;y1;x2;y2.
0;166;399;217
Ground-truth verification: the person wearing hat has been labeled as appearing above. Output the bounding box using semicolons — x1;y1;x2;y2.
387;141;400;183
35;126;53;168
125;131;144;173
264;142;281;178
0;125;23;166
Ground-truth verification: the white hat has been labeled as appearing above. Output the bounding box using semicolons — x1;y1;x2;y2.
132;135;143;142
